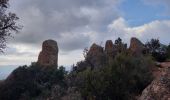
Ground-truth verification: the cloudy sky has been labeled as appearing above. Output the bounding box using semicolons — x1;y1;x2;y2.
0;0;170;68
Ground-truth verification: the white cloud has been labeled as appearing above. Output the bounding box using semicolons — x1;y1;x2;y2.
108;17;170;44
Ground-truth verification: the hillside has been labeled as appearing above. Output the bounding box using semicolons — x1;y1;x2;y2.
0;37;170;100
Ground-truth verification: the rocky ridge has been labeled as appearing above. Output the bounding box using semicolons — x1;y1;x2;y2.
1;37;170;100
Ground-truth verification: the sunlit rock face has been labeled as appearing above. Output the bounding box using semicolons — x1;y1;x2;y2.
138;68;170;100
129;37;145;56
38;40;58;67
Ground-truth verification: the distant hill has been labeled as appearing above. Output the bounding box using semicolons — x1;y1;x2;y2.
0;65;19;80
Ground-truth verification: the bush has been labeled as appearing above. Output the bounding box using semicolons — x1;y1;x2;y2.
73;53;153;100
167;44;170;59
0;64;67;100
145;39;168;62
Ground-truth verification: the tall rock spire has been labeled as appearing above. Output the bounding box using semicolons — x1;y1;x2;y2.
37;39;58;67
105;40;115;57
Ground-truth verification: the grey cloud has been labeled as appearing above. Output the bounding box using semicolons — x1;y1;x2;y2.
9;0;121;52
58;33;91;51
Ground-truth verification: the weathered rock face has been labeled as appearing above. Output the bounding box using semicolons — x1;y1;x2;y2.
129;37;145;56
105;40;114;57
105;40;116;64
38;40;58;67
138;68;170;100
86;43;106;68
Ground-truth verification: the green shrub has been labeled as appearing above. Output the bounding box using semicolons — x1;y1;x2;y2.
167;44;170;59
74;53;153;100
145;39;168;62
0;64;67;100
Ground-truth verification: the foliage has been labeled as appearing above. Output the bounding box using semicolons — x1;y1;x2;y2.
0;64;67;100
167;44;170;59
0;37;161;100
72;53;153;100
114;37;127;53
0;0;21;52
145;38;168;62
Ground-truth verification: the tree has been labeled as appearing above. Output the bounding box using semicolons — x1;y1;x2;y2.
167;44;170;59
145;39;167;62
114;37;127;53
145;39;160;53
0;64;67;100
0;0;21;52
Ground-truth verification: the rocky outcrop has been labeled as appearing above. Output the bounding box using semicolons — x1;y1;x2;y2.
105;40;115;57
138;68;170;100
86;43;106;68
129;37;145;56
38;40;58;67
105;40;116;64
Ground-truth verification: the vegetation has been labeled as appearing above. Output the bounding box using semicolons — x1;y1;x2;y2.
0;64;67;100
1;38;170;100
167;44;170;60
71;53;153;100
145;39;168;62
114;37;127;53
0;1;169;100
0;0;21;52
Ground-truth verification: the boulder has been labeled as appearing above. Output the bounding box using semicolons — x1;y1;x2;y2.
138;68;170;100
129;37;145;56
38;40;58;67
86;43;106;68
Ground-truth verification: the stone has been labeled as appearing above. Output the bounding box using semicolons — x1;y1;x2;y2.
138;68;170;100
105;40;115;57
86;43;106;68
38;39;58;67
129;37;145;56
105;40;116;64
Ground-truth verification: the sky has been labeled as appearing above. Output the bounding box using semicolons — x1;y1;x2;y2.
0;0;170;70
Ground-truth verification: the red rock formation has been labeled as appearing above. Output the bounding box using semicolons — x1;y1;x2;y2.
129;37;145;56
38;40;58;67
105;40;117;65
105;40;114;57
87;43;104;56
86;43;106;68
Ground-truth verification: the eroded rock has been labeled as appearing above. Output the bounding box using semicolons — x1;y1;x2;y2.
105;40;115;57
129;37;145;56
138;68;170;100
86;43;106;68
38;40;58;67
